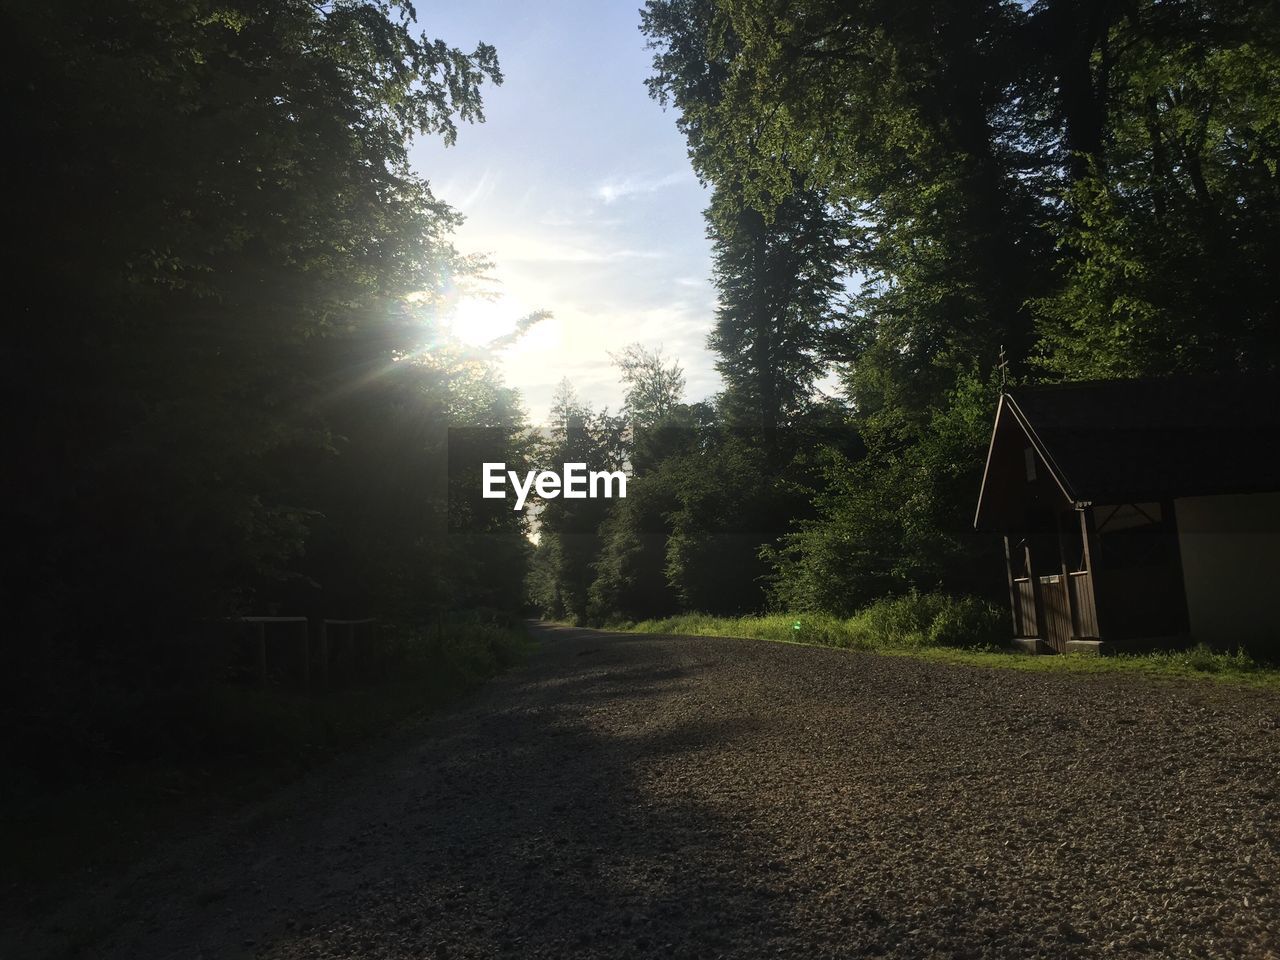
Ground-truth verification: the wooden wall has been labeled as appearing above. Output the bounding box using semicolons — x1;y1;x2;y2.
1176;491;1280;650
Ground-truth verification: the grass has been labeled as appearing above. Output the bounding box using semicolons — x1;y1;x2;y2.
603;594;1280;690
1;614;533;893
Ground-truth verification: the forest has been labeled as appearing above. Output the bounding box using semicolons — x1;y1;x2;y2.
5;0;1280;779
531;0;1280;628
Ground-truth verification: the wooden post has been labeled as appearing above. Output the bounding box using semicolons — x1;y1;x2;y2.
318;619;329;689
1079;507;1102;640
376;620;388;680
1057;513;1079;640
256;621;267;688
1003;536;1020;636
1025;540;1046;642
301;619;311;690
1161;497;1192;639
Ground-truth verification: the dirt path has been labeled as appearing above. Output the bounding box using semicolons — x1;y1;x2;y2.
10;623;1280;959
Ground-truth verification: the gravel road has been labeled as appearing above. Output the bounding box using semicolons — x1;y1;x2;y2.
12;623;1280;959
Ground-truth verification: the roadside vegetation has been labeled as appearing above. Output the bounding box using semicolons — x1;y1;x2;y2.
2;614;530;892
611;593;1008;651
604;594;1280;689
6;2;531;893
529;2;1280;659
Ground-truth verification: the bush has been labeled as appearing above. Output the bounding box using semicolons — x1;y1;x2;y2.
618;592;1006;652
856;592;1007;649
433;615;528;687
1168;643;1259;674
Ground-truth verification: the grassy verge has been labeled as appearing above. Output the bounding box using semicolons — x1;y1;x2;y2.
1;614;532;893
604;594;1280;690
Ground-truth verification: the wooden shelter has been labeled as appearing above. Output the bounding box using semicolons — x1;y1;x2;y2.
974;376;1280;653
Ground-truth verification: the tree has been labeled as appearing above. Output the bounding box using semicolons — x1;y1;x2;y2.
1033;0;1280;379
3;1;519;730
612;344;687;428
707;183;847;449
767;376;1004;614
643;0;1280;624
527;382;626;623
645;0;1051;426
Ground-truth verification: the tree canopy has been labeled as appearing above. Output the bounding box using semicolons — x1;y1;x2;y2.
521;0;1280;627
5;1;526;722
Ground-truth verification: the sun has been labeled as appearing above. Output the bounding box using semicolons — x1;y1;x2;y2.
449;295;524;348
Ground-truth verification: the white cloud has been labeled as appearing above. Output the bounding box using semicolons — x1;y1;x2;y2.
595;170;689;205
438;167;499;211
483;234;666;265
491;298;720;424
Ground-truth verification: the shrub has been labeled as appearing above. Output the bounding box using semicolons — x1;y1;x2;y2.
841;592;1002;649
1173;643;1259;674
620;592;1006;651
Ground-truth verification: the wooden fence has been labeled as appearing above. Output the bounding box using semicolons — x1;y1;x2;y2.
239;616;376;690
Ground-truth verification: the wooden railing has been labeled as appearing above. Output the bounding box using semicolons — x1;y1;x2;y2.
1013;578;1038;637
240;616;376;690
1068;570;1099;639
1014;571;1098;644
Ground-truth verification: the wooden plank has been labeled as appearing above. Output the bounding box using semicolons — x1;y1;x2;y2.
1160;496;1193;638
318;619;329;689
301;619;311;690
1039;573;1071;653
255;621;267;688
1057;513;1080;640
1013;579;1036;636
1079;508;1103;640
1069;572;1099;639
1003;536;1020;637
1025;541;1046;642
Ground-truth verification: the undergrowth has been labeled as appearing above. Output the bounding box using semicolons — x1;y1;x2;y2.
605;593;1279;689
2;612;531;890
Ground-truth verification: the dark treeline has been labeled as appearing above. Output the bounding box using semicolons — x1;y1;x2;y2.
530;0;1280;625
8;0;1280;761
4;2;529;769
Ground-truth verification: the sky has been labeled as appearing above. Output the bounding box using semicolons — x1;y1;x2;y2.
410;1;718;425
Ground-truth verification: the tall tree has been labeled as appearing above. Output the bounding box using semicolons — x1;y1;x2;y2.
1033;0;1280;378
707;182;846;448
3;0;516;716
612;343;687;429
527;382;626;623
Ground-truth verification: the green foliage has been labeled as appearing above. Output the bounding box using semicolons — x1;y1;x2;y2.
4;1;529;753
610;608;1280;687
616;591;1006;651
645;0;1051;425
644;0;1280;417
662;434;784;613
1034;2;1280;379
612;344;687;432
588;475;682;623
525;382;627;623
2;614;530;888
766;375;1003;613
636;0;1044;628
706;182;848;444
851;592;1007;650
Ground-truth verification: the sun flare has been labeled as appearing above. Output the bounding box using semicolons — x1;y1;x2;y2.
449;295;525;348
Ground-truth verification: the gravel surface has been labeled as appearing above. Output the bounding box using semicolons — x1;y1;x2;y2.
10;622;1280;959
